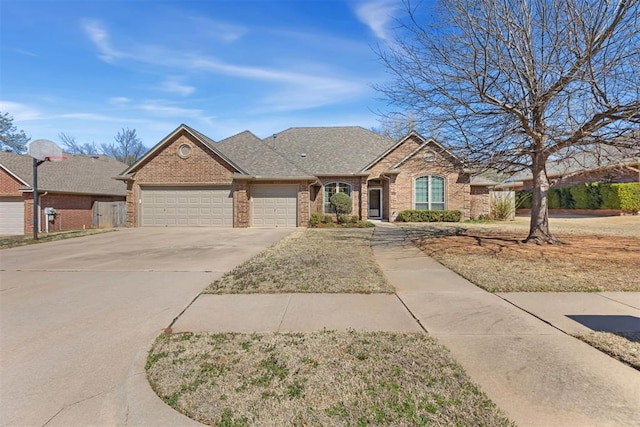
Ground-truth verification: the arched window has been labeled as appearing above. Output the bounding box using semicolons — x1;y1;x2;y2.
415;176;445;210
324;182;351;213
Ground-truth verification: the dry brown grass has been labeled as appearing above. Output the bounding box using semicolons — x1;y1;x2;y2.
146;331;513;426
205;229;393;294
401;217;640;293
573;331;640;371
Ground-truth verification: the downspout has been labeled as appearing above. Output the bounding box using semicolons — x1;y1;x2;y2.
40;192;49;233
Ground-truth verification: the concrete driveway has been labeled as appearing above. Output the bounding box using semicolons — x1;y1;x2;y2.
0;227;293;426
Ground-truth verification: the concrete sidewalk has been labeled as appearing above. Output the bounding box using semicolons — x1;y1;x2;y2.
171;293;422;333
372;223;640;427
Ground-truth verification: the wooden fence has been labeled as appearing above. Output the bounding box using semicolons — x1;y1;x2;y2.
92;201;126;228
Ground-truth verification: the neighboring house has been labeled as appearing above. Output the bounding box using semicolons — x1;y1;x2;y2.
0;152;128;235
501;144;640;191
117;124;496;228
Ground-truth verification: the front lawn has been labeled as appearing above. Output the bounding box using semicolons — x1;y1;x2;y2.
402;217;640;293
146;331;513;426
205;229;393;294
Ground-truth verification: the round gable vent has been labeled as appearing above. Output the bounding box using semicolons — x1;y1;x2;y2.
178;143;192;159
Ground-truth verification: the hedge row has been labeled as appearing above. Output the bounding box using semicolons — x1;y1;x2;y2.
516;182;640;213
396;210;462;222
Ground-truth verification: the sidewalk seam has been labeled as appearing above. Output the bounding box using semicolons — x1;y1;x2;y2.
167;293;203;332
394;292;430;334
596;293;640;311
276;294;293;332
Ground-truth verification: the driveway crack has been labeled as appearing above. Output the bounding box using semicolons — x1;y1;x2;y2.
41;389;111;427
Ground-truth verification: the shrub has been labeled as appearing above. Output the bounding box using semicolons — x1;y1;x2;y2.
349;215;359;223
557;187;575;209
337;214;350;224
601;183;640;213
322;215;334;224
396;210;462;222
490;192;514;220
329;192;352;223
569;184;590;209
309;213;323;227
515;191;532;209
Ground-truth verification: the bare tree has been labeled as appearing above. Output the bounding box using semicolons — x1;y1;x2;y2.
101;128;146;166
377;0;640;243
372;112;418;140
59;132;99;155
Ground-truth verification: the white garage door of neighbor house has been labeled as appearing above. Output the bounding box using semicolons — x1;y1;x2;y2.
252;185;298;227
141;187;233;227
0;198;24;235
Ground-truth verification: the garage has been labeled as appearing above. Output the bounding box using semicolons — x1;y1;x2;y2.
251;185;298;227
0;198;24;235
140;187;233;227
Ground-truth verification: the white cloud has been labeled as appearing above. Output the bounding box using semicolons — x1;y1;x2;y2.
186;15;247;42
81;19;126;63
109;97;131;105
159;78;196;96
0;101;43;120
354;0;401;41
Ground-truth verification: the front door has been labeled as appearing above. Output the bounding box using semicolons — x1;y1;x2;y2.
368;188;382;219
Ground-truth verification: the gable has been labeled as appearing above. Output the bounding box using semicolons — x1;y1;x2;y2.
0;167;25;195
132;130;238;184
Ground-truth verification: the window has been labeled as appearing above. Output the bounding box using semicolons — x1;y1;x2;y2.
415;176;445;210
324;182;351;213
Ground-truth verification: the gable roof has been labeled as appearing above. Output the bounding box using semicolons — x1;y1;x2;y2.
363;131;463;172
119;124;247;178
0;151;128;196
215;131;311;178
507;144;640;183
266;127;396;175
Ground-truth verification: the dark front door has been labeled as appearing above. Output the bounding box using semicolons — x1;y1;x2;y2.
368;188;382;219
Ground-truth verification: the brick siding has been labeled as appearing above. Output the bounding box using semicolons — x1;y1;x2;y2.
366;135;471;220
0;169;24;197
23;193;124;234
125;131;237;226
470;186;491;219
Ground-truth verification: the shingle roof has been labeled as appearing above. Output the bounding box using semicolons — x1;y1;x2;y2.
508;144;640;182
265;127;396;175
0;151;128;196
215;131;311;177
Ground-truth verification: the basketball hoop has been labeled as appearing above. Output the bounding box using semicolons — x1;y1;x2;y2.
28;139;65;239
29;139;65;162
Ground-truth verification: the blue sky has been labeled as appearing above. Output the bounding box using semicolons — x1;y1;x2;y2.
1;0;430;148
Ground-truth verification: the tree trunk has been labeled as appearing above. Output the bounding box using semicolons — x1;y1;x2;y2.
525;154;558;244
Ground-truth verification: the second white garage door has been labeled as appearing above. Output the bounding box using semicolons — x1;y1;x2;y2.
251;185;298;227
0;198;24;235
141;187;233;227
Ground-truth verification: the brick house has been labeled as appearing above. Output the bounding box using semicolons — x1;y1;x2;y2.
0;152;128;235
503;145;640;191
117;124;494;228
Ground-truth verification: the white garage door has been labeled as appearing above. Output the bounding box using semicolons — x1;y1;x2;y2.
0;198;24;235
251;185;298;227
141;187;233;227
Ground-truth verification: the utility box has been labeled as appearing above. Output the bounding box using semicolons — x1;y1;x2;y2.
44;207;57;219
